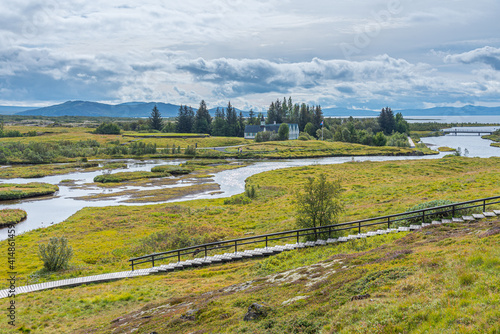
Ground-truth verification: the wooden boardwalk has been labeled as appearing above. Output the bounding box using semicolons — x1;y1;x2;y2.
1;210;498;299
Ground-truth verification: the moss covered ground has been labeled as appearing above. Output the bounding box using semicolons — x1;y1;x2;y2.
0;156;499;332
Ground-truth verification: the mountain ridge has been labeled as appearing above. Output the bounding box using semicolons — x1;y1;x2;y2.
11;100;500;118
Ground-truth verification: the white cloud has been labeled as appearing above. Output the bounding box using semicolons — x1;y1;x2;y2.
0;0;500;109
444;46;500;70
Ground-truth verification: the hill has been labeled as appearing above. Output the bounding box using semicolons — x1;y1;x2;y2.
17;101;249;118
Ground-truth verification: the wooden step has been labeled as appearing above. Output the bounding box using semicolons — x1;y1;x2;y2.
483;212;496;217
473;214;486;219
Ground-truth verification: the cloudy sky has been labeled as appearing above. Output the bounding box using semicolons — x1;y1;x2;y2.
1;0;500;111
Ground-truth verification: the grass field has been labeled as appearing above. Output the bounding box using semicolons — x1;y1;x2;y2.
0;156;499;333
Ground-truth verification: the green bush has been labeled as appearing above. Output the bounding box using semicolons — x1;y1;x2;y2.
38;237;73;271
400;199;467;226
94;122;121;134
224;194;251;205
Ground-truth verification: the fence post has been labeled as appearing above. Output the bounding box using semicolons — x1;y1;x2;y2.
235;240;237;253
178;251;180;263
265;235;268;248
204;245;207;258
387;217;390;229
131;260;134;271
483;200;486;212
329;226;331;239
422;210;425;224
297;231;299;244
358;222;361;235
152;255;155;268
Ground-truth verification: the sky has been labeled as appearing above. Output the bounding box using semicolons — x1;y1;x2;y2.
1;0;500;111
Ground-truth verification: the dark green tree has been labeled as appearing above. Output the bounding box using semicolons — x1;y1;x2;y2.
211;107;227;136
176;105;194;133
149;105;163;131
237;111;245;137
378;107;395;135
225;102;238;136
193;100;212;134
395;112;410;134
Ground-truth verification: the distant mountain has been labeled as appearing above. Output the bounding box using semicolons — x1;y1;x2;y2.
17;101;250;118
12;101;500;118
18;101;181;118
0;105;38;115
398;105;500;116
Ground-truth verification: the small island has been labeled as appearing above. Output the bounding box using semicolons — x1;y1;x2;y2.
0;208;27;227
0;183;59;201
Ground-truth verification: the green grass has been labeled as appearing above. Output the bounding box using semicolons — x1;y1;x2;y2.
0;182;59;200
0;208;27;226
1;157;499;333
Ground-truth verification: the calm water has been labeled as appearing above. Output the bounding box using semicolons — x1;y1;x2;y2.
421;126;500;158
1;132;499;240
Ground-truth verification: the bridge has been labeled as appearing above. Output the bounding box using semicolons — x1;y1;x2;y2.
442;128;495;136
1;195;499;298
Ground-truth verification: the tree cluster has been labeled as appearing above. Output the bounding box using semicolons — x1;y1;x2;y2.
266;97;324;134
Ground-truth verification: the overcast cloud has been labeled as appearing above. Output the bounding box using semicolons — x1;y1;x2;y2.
0;0;499;110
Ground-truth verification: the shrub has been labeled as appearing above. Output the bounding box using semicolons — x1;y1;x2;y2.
224;194;251;205
245;185;256;199
38;237;73;271
298;132;313;141
184;145;197;156
94;122;121;134
400;199;457;226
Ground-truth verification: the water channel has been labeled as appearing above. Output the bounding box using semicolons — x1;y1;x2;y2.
1;130;499;241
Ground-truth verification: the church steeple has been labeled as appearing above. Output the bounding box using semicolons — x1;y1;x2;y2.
260;115;265;126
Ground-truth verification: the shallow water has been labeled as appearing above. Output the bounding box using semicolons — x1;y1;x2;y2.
1;132;499;240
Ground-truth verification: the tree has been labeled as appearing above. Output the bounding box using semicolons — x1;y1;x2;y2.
395;112;410;134
378;107;395;135
373;131;387;146
38;237;73;271
149;105;163;131
294;174;344;240
193;100;212;134
278;123;289;140
176;105;194;133
304;122;315;137
225;101;238;136
211;107;227;136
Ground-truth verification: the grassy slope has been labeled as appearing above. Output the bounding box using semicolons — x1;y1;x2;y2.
1;157;499;333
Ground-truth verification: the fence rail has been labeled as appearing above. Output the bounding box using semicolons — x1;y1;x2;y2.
129;195;500;270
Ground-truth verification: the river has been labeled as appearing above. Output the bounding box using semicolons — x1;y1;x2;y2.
1;132;499;240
